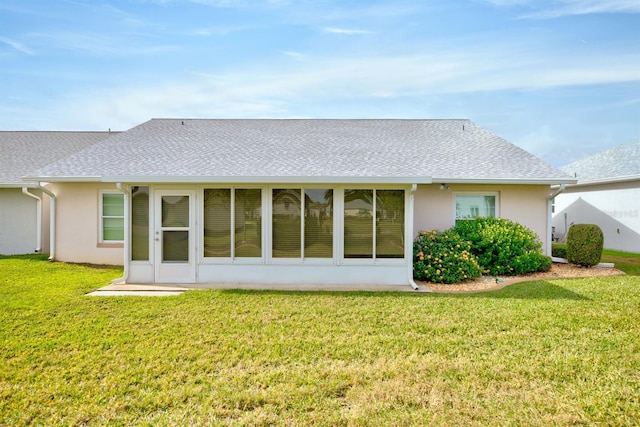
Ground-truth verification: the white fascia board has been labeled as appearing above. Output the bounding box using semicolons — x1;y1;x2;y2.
1;183;38;188
432;177;578;185
562;174;640;188
101;175;433;185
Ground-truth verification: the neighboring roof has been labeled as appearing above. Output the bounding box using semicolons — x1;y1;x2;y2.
25;119;575;185
0;131;116;187
561;140;640;184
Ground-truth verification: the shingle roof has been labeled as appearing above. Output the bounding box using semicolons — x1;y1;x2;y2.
561;140;640;182
0;131;115;186
26;119;573;184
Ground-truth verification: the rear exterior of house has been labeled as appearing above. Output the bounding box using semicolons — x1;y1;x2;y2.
25;119;574;287
553;141;640;253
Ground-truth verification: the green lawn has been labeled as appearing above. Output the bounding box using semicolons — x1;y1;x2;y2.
2;255;640;426
602;249;640;276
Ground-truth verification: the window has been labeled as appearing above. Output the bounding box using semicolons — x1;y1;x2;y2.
131;186;149;260
455;194;497;222
344;189;405;259
272;188;333;259
100;191;124;242
203;188;262;258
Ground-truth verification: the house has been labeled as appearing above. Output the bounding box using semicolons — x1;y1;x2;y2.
553;140;640;253
22;119;575;288
0;131;114;255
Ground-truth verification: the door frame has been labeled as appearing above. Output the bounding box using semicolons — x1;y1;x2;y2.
153;189;196;283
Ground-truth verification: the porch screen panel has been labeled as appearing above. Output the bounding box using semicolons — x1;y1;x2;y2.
161;195;189;262
344;189;373;258
204;189;231;257
235;189;262;257
272;189;302;258
131;186;149;261
304;189;333;258
376;190;405;258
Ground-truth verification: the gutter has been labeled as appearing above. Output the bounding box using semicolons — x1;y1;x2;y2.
111;183;130;285
33;183;56;261
21;187;43;253
407;184;420;291
546;184;566;255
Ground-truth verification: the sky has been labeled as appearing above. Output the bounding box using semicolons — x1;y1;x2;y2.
0;0;639;167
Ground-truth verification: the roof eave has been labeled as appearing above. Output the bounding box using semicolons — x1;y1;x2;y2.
100;175;434;185
564;174;640;188
22;175;103;183
433;177;578;185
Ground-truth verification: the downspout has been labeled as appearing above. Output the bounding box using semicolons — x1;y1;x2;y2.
408;184;420;290
111;183;130;284
21;187;42;253
546;184;566;256
35;183;56;261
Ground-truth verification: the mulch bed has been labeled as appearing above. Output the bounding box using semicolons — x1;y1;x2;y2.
421;263;626;293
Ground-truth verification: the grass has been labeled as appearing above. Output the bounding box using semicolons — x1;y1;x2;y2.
2;255;640;425
602;249;640;276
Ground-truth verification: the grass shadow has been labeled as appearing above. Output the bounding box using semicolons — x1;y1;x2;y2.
467;280;591;300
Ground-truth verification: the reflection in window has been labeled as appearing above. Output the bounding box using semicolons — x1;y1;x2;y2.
203;188;262;258
304;189;333;258
344;190;374;258
344;189;405;259
203;189;231;257
131;186;149;261
376;190;405;259
272;189;302;258
455;195;496;221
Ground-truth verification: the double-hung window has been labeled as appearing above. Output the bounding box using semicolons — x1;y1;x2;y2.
100;191;125;243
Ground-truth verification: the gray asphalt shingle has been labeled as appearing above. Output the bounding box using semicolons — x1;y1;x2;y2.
26;119;572;183
0;131;115;185
561;140;640;182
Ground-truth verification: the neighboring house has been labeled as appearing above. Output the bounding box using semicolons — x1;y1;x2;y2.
0;131;114;255
23;119;574;288
553;140;640;253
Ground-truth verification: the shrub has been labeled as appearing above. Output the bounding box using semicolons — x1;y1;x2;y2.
552;243;567;259
566;224;604;267
413;230;482;284
453;217;551;276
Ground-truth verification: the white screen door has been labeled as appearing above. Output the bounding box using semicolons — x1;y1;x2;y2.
154;190;196;283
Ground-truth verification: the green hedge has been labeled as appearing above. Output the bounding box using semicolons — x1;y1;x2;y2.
552;243;567;259
567;224;604;267
453;217;552;276
413;230;482;283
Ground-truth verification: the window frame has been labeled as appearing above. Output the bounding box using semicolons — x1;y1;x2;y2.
99;190;125;244
201;186;265;264
453;191;499;223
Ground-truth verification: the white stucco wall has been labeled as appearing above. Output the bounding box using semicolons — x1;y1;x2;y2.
0;188;40;255
414;184;551;253
553;182;640;253
50;183;124;265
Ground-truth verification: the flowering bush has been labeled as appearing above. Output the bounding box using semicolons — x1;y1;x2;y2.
453;217;551;276
413;230;482;284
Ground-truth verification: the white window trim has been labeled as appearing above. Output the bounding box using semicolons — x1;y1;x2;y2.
99;190;125;243
453;191;500;223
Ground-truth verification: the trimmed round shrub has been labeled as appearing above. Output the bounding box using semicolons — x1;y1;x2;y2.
566;224;604;267
453;217;551;276
413;230;482;284
552;243;568;259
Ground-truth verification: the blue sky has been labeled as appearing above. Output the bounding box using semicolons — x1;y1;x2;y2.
1;0;638;166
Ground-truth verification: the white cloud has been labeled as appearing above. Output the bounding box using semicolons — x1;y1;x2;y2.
0;37;35;55
322;27;375;35
485;0;640;18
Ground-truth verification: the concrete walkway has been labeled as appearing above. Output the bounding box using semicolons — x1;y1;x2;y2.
87;281;432;296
